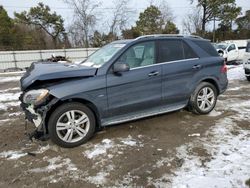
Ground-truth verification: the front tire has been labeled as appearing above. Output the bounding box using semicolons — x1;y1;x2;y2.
48;102;96;148
188;82;218;115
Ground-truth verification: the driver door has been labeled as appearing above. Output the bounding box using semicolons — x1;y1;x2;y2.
106;41;162;117
227;44;238;61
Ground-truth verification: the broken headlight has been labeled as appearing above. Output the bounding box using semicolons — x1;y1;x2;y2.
23;89;49;106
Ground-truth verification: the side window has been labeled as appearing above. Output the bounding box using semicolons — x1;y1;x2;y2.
193;40;218;56
117;42;155;69
182;42;199;59
158;40;184;63
228;44;236;52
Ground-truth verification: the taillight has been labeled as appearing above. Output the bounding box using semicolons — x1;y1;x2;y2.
221;63;227;73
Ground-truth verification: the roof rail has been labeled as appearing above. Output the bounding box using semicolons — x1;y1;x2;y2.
135;34;203;40
188;35;203;39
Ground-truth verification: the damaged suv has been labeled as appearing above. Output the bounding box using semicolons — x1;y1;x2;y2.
20;35;228;148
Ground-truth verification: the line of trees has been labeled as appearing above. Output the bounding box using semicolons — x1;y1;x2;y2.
183;0;250;41
0;0;249;51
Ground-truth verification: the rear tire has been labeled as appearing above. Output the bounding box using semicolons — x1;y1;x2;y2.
188;82;218;115
246;76;250;81
48;102;96;148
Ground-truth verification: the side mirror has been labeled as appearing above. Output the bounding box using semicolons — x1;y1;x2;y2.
113;63;130;73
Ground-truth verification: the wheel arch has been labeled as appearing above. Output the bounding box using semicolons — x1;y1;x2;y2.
200;78;219;95
44;97;101;132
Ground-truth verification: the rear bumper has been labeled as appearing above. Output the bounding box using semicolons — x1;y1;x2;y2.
220;82;228;94
218;74;228;94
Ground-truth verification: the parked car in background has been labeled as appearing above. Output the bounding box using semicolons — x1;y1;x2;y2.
213;43;228;60
19;35;228;148
214;42;243;64
243;40;250;81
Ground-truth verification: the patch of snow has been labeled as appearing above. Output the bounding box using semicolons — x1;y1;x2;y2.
227;86;241;91
8;112;22;117
208;110;222;117
114;173;140;187
188;133;201;137
35;145;51;154
227;65;245;81
0;87;20;93
151;174;172;187
0;92;21;102
83;136;142;160
0;76;21;83
0;150;27;160
86;171;108;185
217;99;250;121
83;139;113;159
170;117;250;188
153;157;172;168
120;135;137;146
0;119;11;124
0;101;20;110
29;156;77;173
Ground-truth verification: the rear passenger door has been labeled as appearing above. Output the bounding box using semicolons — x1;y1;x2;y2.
158;39;200;106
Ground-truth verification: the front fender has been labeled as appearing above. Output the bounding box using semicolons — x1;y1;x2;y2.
48;75;108;117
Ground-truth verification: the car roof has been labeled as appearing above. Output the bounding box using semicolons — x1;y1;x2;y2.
135;34;204;40
111;34;208;45
111;39;134;44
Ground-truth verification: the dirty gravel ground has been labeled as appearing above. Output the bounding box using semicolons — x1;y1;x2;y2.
0;70;249;188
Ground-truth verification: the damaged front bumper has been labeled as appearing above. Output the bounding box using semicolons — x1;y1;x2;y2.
19;93;58;133
26;105;42;128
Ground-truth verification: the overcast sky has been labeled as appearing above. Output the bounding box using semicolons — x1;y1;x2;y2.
0;0;249;33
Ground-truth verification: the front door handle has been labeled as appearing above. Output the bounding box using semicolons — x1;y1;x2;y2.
148;71;159;77
192;64;202;69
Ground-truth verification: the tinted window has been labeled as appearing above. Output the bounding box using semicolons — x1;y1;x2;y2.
193;40;218;56
183;42;198;59
158;40;184;63
118;42;155;68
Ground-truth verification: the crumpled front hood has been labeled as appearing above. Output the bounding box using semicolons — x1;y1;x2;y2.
20;62;97;90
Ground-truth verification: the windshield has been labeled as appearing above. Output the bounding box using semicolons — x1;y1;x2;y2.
81;43;126;68
214;43;227;50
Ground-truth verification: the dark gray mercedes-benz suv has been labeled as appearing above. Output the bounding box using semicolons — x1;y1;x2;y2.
20;35;228;147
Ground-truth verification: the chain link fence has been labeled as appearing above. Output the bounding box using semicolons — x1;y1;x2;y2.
0;48;98;72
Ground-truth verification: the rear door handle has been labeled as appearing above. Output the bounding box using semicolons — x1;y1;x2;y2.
192;64;202;69
148;71;159;77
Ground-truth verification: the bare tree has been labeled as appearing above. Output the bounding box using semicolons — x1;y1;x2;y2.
64;0;101;48
158;0;174;24
108;0;134;38
148;0;174;26
182;7;202;35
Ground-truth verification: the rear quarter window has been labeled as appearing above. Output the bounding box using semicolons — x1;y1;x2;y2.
183;42;199;59
193;40;219;57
